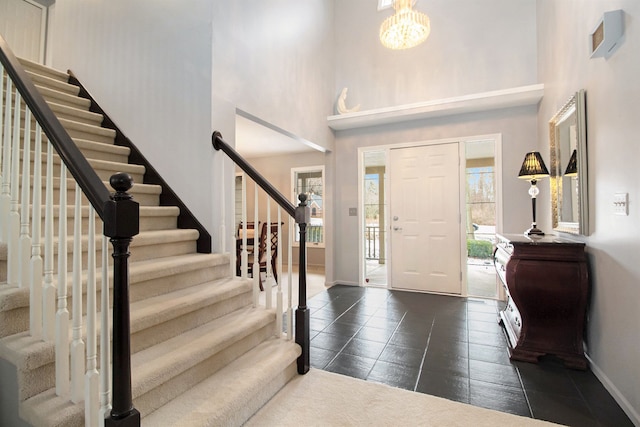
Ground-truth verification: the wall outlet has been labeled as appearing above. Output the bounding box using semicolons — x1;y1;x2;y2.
613;193;628;215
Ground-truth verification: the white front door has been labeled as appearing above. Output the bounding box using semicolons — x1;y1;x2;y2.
389;143;461;294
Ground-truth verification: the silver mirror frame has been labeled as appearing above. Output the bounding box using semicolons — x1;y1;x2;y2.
550;90;589;235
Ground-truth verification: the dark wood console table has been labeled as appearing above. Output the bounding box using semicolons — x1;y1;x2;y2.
494;234;589;369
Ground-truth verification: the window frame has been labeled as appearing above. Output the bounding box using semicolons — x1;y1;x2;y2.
291;165;325;248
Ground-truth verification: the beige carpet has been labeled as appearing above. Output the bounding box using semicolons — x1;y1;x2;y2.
245;369;562;427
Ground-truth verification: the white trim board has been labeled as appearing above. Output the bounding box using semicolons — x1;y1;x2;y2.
328;84;544;131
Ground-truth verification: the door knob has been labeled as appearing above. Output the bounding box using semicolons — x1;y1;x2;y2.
393;227;402;231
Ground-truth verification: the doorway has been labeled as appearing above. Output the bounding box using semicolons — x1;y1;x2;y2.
359;135;501;297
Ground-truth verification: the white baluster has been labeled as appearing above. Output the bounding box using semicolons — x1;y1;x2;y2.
99;234;112;423
55;163;70;397
30;123;43;339
0;66;5;219
265;197;272;310
253;185;260;302
241;174;248;280
85;206;99;425
219;157;226;254
19;108;32;287
42;142;55;341
276;208;283;337
0;77;12;242
287;218;293;341
7;89;21;286
71;183;85;403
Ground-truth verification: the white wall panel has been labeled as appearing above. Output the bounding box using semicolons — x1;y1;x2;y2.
0;0;46;62
49;0;215;234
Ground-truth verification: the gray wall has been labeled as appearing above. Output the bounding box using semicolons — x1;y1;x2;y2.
536;0;640;421
211;1;335;153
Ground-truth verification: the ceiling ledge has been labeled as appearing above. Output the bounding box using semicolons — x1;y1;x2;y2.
327;84;544;131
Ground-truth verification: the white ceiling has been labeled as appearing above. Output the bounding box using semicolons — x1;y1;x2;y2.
235;114;321;159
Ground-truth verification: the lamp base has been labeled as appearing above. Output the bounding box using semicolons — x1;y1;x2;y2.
525;226;545;236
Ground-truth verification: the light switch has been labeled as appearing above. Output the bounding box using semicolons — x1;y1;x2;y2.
349;207;357;216
613;193;628;215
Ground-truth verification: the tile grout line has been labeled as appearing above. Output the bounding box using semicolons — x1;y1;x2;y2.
413;317;436;392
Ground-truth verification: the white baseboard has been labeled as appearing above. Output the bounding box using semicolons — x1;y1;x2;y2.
586;353;640;426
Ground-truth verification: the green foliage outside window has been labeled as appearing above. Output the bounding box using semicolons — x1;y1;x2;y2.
467;239;493;259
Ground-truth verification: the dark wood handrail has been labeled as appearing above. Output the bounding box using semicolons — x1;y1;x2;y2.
212;131;295;218
2;36;141;424
212;130;310;375
0;35;111;220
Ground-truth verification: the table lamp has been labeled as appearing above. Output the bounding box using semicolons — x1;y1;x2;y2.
518;151;549;236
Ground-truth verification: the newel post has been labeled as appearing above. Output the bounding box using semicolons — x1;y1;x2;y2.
295;194;310;374
104;173;140;427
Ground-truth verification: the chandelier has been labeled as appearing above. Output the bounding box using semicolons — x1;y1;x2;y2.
379;0;431;50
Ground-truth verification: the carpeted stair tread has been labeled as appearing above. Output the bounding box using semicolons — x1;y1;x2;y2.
18;57;69;83
67;136;127;156
34;84;90;110
21;388;83;427
39;176;161;199
130;276;251;333
58;116;115;140
143;338;301;427
131;306;276;397
0;276;251;372
0;250;221;314
26;145;143;176
45;101;104;126
128;252;227;283
24;70;79;96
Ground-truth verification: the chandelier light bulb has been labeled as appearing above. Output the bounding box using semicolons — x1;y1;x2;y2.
380;0;431;50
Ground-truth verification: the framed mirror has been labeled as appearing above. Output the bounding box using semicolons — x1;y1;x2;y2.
549;90;588;235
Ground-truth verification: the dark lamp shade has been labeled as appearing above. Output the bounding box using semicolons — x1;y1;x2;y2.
564;149;578;177
518;151;550;180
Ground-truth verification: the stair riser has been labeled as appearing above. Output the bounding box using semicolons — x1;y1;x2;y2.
0;236;197;284
130;263;229;303
36;86;90;111
11;209;177;238
27;175;160;207
17;117;115;147
26;72;79;96
35;185;159;207
18;145;131;176
1;256;220;336
15;359;55;403
15;154;144;187
65;126;115;146
207;360;298;427
134;320;276;417
46;104;103;127
18;59;69;83
18;129;126;163
132;290;252;354
0;306;28;339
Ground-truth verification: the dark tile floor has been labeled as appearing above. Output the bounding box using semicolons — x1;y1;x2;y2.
307;285;633;427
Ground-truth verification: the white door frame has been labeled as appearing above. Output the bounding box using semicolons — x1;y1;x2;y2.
357;133;503;295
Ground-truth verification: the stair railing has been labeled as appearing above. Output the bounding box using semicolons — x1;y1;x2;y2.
0;36;140;426
212;131;310;374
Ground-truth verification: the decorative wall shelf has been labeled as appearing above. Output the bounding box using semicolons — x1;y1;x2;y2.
327;84;544;131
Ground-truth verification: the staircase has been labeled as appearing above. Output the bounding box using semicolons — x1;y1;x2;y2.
0;57;301;426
